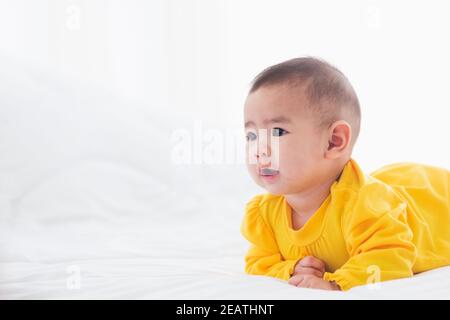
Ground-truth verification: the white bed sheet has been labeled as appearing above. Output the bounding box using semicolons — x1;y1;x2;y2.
1;217;450;300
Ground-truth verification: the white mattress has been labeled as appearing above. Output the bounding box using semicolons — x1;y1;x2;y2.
1;217;450;300
1;56;449;300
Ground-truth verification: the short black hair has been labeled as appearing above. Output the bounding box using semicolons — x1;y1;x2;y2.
250;56;361;146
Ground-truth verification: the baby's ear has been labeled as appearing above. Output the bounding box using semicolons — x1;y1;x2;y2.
328;133;343;150
325;120;352;158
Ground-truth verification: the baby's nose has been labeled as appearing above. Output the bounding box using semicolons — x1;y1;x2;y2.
256;152;267;158
256;151;271;166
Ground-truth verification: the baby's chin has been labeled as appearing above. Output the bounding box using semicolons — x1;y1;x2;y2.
264;186;292;195
256;178;291;196
249;170;298;195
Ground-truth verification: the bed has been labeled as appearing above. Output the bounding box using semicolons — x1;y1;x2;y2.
1;57;449;300
1;218;450;300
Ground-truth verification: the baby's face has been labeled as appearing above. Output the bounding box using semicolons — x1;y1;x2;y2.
244;85;330;195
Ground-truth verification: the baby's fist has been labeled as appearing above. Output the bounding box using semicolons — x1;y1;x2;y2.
288;274;340;290
292;256;326;278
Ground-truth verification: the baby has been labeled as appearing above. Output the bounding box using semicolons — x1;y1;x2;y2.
241;57;450;291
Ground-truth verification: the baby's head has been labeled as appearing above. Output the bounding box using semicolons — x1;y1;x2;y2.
244;57;361;195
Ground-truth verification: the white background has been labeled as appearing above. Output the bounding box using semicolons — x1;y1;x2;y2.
0;0;449;172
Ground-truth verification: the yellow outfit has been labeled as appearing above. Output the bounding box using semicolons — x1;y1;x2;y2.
241;159;450;291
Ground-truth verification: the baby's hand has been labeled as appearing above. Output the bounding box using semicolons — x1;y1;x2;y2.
288;274;340;291
288;256;340;290
291;256;326;278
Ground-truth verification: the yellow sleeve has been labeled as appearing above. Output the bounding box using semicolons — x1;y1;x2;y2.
240;195;298;281
323;184;418;291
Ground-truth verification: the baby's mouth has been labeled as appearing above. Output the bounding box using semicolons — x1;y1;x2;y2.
259;168;280;176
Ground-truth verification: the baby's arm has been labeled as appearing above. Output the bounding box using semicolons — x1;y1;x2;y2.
324;188;417;291
241;195;299;280
244;244;299;280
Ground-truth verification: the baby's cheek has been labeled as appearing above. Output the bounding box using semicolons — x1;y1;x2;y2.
245;149;258;166
245;144;259;165
278;148;298;169
245;163;258;179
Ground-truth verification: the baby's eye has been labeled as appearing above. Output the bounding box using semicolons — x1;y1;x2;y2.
272;127;288;137
246;132;257;142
